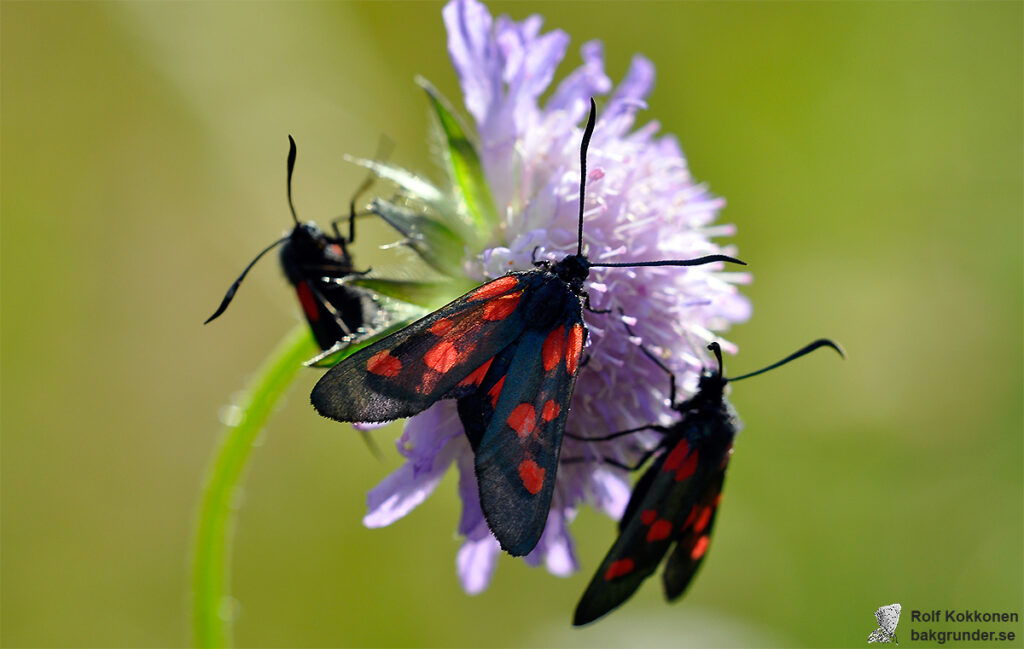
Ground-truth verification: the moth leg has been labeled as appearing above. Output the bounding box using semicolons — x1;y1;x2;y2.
561;447;659;472
531;246;552;270
618;309;677;405
566;424;669;442
583;292;611;314
329;208;375;242
316;259;373;276
307;282;353;336
333;136;395;242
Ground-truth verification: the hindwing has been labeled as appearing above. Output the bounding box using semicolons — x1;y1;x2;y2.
472;308;587;556
662;469;726;601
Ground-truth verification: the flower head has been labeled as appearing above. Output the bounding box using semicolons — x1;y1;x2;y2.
364;0;750;593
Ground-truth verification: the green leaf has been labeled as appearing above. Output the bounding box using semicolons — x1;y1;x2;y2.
348;276;467;309
345;156;447;211
372;199;466;277
303;316;420;367
417;76;499;246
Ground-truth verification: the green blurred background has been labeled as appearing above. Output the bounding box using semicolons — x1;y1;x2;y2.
2;2;1021;647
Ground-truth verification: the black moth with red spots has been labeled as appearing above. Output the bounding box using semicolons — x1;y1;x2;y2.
573;337;843;625
205;136;379;352
310;99;745;557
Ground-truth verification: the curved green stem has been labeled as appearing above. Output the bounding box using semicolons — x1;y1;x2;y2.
192;325;317;648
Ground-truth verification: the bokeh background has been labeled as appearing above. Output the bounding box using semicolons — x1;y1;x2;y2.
2;2;1021;647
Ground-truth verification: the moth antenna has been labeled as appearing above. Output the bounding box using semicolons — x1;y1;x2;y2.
572;99;746;271
204;235;290;324
286;135;300;227
727;339;845;382
577;97;597;257
707;342;724;376
590;254;746;269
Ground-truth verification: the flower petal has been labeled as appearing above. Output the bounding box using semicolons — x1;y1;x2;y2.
537;511;579;576
363;460;445;528
455;441;485;535
443;0;499;125
588;467;632;520
547;40;612;115
600;55;656;138
363;404;462;528
456;524;501;594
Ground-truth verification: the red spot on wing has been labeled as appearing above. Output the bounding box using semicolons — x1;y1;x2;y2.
507;404;536;438
694;507;712;533
674;450;699;482
663;440;690;473
488;376;506;407
458;357;493;387
468;276;517;302
542;327;564;372
714;493;723;507
565;324;584;375
482;292;522;321
640;509;658;526
683;505;698;528
604;558;635;581
690;535;710;560
367;350;402;377
430;318;454;336
646;519;673;542
517;459;545;495
424;340;459;373
296;282;320;322
415;373;437;394
541;400;560;422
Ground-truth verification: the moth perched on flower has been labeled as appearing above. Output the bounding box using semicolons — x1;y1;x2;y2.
313;98;744;555
330;0;750;594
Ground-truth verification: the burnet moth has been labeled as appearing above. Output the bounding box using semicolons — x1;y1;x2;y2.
572;325;843;625
310;98;746;557
205;136;383;354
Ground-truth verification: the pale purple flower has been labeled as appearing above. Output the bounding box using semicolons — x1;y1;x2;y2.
365;0;751;594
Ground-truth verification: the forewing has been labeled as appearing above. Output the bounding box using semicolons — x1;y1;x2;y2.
474;311;587;557
295;279;367;350
573;431;708;626
617;452;666;532
662;469;726;601
310;274;528;422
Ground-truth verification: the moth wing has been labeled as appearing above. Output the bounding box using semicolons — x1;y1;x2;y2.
662;468;726;601
295;279;365;349
617;454;662;531
573;434;706;626
474;311;587;557
310;274;528;422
